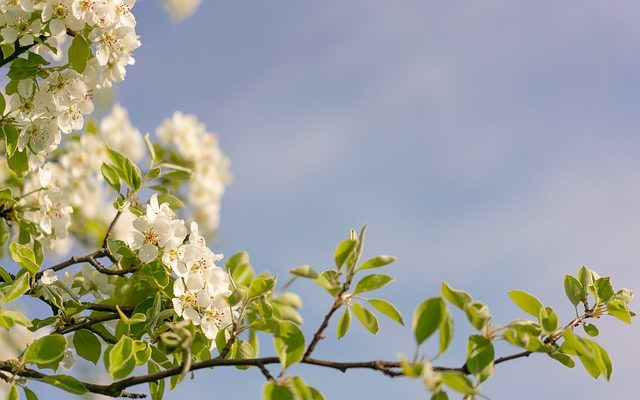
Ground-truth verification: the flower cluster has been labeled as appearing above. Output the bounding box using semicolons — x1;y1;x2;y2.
20;104;144;252
127;195;234;343
1;0;141;166
156;112;231;232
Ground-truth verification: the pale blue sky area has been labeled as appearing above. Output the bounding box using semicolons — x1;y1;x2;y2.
47;1;640;399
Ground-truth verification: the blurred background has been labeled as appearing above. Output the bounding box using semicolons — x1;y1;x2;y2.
107;1;640;398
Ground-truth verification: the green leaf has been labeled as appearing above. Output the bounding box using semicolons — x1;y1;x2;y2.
413;297;445;345
352;302;379;334
0;273;30;304
9;242;39;275
464;301;491;330
440;371;475;395
41;375;88;394
289;265;318;279
148;361;165;400
1;43;14;59
7;385;18;400
594;277;614;303
144;133;156;161
578;266;595;290
367;298;404;325
466;335;495;375
7;148;29;176
248;275;277;299
314;270;340;294
562;329;589;357
549;351;575;368
0;309;32;328
73;330;101;365
357;255;396;270
273;321;305;368
107;336;135;378
133;341;151;365
508;290;543;317
2;123;20;157
592;341;613;380
607;298;631;324
336;307;351;339
68;35;91;73
263;381;294;400
22;387;38;400
440;282;472;310
539;306;558;333
333;239;357;270
439;309;454;354
101;163;121;192
226;252;254;286
431;392;449;400
564;275;585;307
583;323;599;337
353;274;394;294
23;334;67;368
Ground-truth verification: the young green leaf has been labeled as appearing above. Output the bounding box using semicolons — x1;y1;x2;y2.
548;351;575;368
508;290;543;317
357;255;396;271
107;336;135;378
336;307;351;339
464;301;491;330
23;334;67;368
42;375;88;395
289;265;318;279
564;275;585;307
594;278;614;303
333;239;356;270
101;163;121;192
73;329;101;365
413;297;445;345
606;299;631;324
68;35;91;73
352;303;379;334
539;306;558;333
440;282;472;310
353;274;394;294
439;309;454;354
263;381;294;400
583;323;599;337
273;321;305;368
440;371;475;395
23;387;38;400
367;298;404;325
0;273;30;304
466;335;494;375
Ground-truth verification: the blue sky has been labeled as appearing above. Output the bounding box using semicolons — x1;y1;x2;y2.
83;1;640;398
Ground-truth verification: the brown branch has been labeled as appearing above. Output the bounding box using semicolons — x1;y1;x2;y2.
303;275;355;360
35;248;113;280
0;35;48;68
256;363;275;381
35;248;133;281
54;313;120;335
82;303;134;314
103;210;123;248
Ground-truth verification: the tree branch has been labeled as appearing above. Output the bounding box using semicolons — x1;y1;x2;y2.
103;210;123;248
0;36;48;68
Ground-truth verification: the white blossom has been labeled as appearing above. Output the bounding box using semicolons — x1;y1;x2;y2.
40;269;58;285
161;0;201;22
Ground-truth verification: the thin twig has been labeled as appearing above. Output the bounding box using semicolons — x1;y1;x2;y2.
103;210;123;248
54;313;120;335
